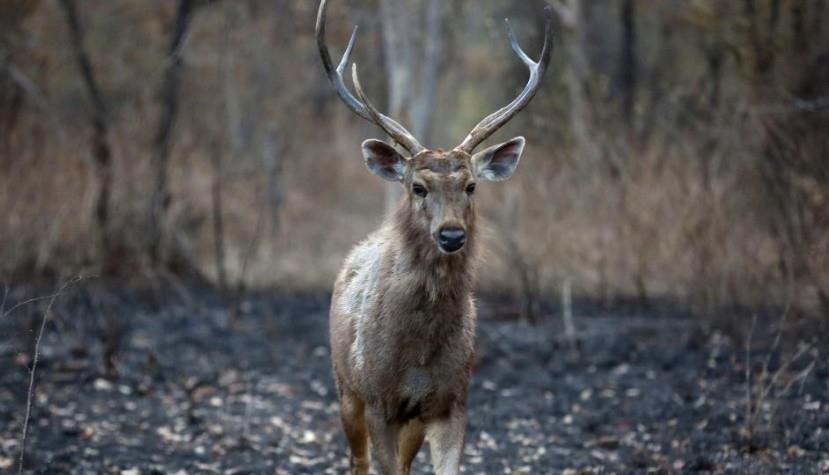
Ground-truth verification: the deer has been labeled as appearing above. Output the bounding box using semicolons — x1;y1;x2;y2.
316;1;553;473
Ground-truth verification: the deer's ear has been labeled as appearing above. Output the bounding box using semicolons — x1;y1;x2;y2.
362;139;407;182
471;136;525;182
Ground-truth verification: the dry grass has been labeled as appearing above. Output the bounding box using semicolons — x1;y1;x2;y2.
2;0;826;319
1;106;825;318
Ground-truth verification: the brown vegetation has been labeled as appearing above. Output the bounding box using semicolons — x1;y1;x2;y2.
0;0;827;319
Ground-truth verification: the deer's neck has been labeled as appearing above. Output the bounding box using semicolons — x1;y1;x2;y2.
389;202;477;304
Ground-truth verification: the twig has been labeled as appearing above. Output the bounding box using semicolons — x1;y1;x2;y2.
745;314;757;437
758;344;811;407
237;201;265;295
760;302;792;388
18;277;81;475
762;346;815;435
4;64;48;111
779;359;816;401
241;380;253;443
1;285;8;318
3;291;71;321
158;265;195;307
744;305;816;441
210;142;227;292
561;277;576;350
228;193;266;325
753;304;793;421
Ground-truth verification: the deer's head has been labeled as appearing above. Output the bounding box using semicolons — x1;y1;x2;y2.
317;0;553;255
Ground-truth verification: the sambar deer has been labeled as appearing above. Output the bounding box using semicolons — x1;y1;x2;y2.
317;1;553;473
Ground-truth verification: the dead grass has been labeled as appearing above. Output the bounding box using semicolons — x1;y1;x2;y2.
0;25;824;317
2;0;826;321
1;107;824;319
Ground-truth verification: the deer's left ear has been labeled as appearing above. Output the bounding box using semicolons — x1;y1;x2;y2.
362;139;407;182
471;136;525;182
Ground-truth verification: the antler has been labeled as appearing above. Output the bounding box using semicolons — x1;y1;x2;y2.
316;0;425;156
457;7;554;154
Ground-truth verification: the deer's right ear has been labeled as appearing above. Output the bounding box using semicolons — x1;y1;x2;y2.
362;139;407;182
471;136;524;181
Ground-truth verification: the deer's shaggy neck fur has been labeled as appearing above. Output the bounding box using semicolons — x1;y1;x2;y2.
390;195;478;304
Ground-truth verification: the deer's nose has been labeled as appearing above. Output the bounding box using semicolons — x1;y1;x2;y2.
438;226;466;253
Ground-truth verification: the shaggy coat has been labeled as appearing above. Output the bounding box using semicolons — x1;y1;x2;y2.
330;190;478;425
328;140;524;475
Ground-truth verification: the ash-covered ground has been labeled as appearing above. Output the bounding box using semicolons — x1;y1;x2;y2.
0;285;827;474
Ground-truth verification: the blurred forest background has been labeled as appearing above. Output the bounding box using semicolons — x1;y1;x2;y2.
1;0;828;319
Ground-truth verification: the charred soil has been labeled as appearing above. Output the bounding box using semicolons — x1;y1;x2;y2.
0;285;826;474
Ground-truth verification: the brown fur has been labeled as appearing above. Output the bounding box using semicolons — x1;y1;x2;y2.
330;149;479;474
317;1;546;469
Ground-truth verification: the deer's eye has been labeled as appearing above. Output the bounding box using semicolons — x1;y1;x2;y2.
412;183;428;197
465;183;477;195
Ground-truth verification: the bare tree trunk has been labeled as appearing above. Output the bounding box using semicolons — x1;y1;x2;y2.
561;278;577;349
380;0;414;208
617;0;636;124
379;0;443;209
812;0;824;39
262;124;283;235
222;4;244;156
553;0;615;305
411;0;443;144
551;0;599;168
768;0;782;36
57;0;115;269
0;0;43;154
791;0;807;53
210;141;226;291
704;47;725;107
743;0;779;76
380;0;414;126
148;0;197;264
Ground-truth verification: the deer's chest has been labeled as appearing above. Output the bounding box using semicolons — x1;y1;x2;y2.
363;304;473;421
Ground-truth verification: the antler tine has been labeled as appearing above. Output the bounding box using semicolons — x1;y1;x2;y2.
457;6;554;153
506;19;535;67
316;0;425;156
316;0;365;119
350;64;423;155
351;64;426;156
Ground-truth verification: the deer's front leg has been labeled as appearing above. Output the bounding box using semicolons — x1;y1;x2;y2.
339;389;370;475
397;419;426;474
365;407;400;475
426;409;466;475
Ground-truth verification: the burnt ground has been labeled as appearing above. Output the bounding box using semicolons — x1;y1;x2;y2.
0;284;827;474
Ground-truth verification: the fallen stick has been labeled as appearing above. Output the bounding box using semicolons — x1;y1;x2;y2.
18;277;81;475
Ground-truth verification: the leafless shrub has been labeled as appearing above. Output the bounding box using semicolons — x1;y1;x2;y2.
15;277;81;475
0;0;826;324
491;186;543;323
756;116;829;318
743;310;819;449
71;286;126;379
